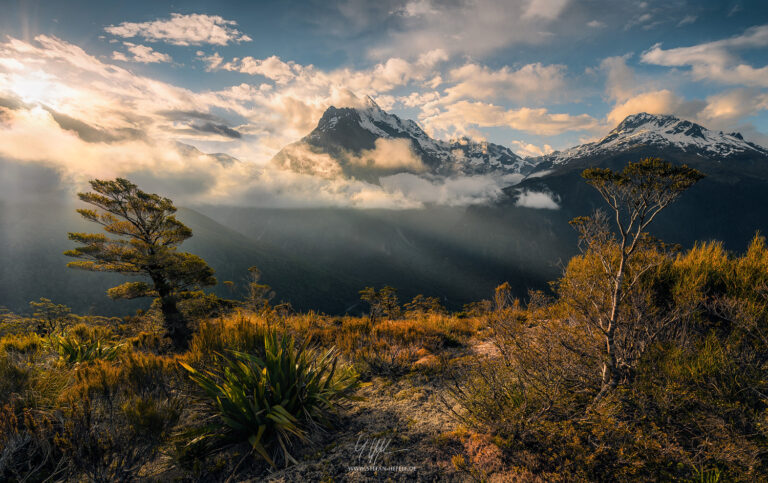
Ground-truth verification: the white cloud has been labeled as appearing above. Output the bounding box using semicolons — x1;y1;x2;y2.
221;55;297;83
641;24;768;87
104;13;252;46
510;140;554;157
587;20;605;28
514;189;560;209
113;42;171;63
380;172;522;206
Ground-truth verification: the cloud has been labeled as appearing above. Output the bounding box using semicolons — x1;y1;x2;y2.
442;62;567;103
379;172;522;206
523;0;570;20
422;100;598;136
677;15;697;27
104;13;252;46
113;42;171;63
606;89;704;125
510;140;554;157
219;55;297;83
514;189;560;209
587;20;605;28
641;24;768;87
209;50;448;94
600;55;637;101
349;138;426;171
371;0;572;58
700;88;768;122
190;122;242;139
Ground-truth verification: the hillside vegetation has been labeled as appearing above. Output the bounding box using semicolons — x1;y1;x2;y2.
2;161;767;481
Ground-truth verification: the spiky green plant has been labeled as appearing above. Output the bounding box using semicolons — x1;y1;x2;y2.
52;335;122;365
179;329;358;466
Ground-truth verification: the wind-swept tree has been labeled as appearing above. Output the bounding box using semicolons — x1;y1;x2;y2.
64;178;216;351
573;158;703;402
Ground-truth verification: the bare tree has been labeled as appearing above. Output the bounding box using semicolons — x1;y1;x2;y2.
573;158;703;402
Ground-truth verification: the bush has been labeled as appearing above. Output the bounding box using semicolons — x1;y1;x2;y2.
180;328;358;467
51;335;122;365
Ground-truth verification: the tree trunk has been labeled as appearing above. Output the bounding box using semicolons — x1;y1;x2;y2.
152;276;190;352
594;253;625;406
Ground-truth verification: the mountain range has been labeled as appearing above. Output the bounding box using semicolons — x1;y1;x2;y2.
3;103;768;316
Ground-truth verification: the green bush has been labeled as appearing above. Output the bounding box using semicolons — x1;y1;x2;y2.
180;328;358;466
51;335;122;365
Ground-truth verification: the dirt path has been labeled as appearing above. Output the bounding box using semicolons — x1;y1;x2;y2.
261;374;466;482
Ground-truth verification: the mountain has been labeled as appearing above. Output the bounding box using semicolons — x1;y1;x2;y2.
503;112;768;253
271;97;536;183
532;113;768;174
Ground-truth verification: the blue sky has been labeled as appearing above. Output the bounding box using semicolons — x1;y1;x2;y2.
1;0;767;207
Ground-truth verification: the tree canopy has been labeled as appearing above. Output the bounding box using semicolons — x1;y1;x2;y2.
65;178;215;350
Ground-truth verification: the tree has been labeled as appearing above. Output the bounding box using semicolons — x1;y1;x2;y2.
246;266;275;313
359;286;400;322
573;158;703;402
64;178;216;351
29;297;72;335
403;294;445;316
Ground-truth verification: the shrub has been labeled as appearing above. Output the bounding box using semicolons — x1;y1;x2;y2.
51;335;122;365
180;328;358;467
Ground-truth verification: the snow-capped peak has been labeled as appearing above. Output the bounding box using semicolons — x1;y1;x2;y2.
539;113;768;166
275;102;538;180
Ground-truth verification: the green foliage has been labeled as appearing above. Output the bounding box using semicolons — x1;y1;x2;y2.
451;234;768;480
52;334;122;365
64;178;216;351
180;328;359;467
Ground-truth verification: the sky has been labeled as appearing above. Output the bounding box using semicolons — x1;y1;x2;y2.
1;0;767;208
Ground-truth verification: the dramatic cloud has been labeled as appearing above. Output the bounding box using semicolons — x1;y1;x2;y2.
641;24;768;87
105;13;252;46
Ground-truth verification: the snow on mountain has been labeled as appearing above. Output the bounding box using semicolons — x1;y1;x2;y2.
538;113;768;167
273;97;537;182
